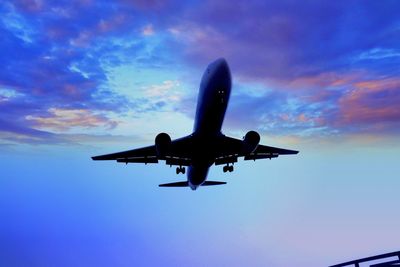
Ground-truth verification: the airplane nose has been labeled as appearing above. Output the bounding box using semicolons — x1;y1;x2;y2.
204;58;232;93
214;58;230;78
209;58;227;69
215;58;228;69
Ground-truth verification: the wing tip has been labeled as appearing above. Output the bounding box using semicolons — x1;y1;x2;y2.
91;155;108;160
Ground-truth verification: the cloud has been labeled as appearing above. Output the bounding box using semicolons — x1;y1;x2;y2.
224;89;334;138
141;24;154;36
356;48;400;60
26;108;117;132
163;1;400;139
1;0;399;146
222;71;400;139
11;0;44;13
0;117;63;145
144;80;181;102
338;78;400;131
0;1;148;145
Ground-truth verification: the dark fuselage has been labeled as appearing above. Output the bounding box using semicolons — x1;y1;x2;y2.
188;58;232;190
91;57;298;189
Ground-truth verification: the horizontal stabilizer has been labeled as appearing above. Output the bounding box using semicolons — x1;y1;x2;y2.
159;181;226;187
159;181;188;187
202;181;226;186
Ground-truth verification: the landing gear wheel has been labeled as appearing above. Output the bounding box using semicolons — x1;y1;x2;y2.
223;165;233;173
176;166;185;175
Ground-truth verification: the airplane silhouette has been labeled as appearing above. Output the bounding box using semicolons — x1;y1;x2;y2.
92;58;299;190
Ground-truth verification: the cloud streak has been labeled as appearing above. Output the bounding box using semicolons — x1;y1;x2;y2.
26;108;117;132
0;0;399;146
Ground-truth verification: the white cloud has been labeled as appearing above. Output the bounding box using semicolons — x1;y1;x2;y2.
145;80;181;101
357;48;400;60
0;87;24;102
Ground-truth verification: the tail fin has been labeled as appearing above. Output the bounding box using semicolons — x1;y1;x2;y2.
159;181;188;187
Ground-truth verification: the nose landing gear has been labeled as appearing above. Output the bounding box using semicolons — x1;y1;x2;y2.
176;166;186;174
223;164;234;173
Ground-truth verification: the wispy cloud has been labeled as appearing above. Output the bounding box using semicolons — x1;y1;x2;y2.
141;24;154;36
26;108;117;132
0;0;399;147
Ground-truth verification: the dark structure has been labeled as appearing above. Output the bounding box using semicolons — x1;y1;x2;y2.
331;251;400;267
92;58;298;190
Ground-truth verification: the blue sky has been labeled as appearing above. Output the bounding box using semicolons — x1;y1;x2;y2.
1;1;400;266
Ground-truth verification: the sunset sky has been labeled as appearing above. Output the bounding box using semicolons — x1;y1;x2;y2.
1;1;400;266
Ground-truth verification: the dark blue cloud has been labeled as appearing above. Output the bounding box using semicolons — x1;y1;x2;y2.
1;0;399;145
0;1;152;144
167;0;400;79
165;0;400;137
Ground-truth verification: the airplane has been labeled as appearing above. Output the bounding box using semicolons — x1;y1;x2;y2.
92;58;299;190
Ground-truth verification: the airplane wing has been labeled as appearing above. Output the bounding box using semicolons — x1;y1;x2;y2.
214;135;298;165
91;135;193;166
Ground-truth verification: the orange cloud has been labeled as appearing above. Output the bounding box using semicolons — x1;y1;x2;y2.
141;24;154;36
289;72;359;88
338;78;400;126
297;113;309;123
26;108;117;131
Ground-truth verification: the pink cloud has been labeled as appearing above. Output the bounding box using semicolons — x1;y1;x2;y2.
26;108;117;131
121;0;168;10
13;0;44;13
97;14;127;33
288;72;362;89
68;14;131;47
338;78;400;128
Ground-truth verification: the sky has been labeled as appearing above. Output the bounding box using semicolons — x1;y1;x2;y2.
0;0;400;266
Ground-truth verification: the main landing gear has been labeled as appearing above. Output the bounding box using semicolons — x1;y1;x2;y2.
176;166;185;174
223;164;234;173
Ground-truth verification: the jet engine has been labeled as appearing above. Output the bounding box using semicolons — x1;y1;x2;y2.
155;132;171;158
242;130;260;154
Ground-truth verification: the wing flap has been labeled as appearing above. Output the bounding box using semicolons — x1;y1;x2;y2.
215;155;238;165
244;153;279;160
92;145;156;161
216;135;299;162
254;144;299;155
165;157;191;166
91;135;193;164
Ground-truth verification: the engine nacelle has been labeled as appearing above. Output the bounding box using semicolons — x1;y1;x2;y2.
242;130;260;154
155;132;171;158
